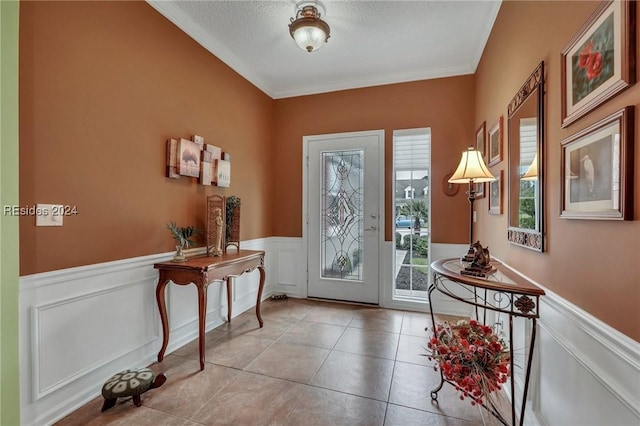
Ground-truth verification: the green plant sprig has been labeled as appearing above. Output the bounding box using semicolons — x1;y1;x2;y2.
166;221;200;248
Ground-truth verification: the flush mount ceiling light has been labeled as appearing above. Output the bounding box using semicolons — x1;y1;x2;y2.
289;1;330;53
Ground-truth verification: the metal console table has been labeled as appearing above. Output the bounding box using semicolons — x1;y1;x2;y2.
429;258;545;426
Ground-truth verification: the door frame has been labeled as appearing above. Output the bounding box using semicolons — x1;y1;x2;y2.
302;129;385;303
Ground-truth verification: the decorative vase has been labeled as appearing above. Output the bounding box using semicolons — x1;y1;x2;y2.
173;245;187;262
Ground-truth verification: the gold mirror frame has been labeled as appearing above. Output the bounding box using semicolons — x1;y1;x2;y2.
507;62;544;251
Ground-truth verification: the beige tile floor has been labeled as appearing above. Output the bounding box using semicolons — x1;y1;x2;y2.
56;298;508;425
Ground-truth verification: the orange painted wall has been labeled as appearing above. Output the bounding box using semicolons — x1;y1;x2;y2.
474;1;640;340
19;0;638;341
272;77;475;244
19;1;274;274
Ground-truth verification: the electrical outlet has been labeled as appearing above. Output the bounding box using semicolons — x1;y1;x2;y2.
36;204;63;227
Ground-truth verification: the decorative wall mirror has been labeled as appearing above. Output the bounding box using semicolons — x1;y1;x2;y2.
507;62;544;251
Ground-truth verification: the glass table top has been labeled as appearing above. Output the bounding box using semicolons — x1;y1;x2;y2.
431;258;545;296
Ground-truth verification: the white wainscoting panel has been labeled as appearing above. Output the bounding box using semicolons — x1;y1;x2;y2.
166;281;226;335
31;280;156;400
20;253;166;426
19;239;272;426
233;269;263;302
534;293;639;426
424;243;474;317
270;237;305;298
497;264;640;426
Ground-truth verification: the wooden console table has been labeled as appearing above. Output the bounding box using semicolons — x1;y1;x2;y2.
429;258;545;426
154;250;265;371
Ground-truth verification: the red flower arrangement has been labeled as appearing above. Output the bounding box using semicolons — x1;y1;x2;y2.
427;319;510;406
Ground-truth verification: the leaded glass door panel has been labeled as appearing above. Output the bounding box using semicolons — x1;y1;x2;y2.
307;131;382;304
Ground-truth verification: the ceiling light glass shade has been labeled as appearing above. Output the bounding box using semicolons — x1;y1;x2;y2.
448;147;496;184
289;3;330;53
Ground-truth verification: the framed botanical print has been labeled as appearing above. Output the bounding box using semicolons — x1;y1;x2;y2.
488;116;503;166
489;170;503;215
560;106;634;219
561;0;636;127
476;121;486;157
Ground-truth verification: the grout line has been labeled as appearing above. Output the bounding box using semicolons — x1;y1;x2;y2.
303;323;347;387
330;347;396;362
383;358;397;425
385;312;405;408
64;298;490;425
304;381;391;404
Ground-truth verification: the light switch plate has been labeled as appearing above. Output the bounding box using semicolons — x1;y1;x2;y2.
36;204;63;226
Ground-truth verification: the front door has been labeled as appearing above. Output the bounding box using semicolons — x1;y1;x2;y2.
305;130;383;304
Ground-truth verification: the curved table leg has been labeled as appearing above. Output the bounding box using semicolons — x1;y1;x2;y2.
197;275;208;371
256;265;265;328
427;280;444;401
156;273;170;363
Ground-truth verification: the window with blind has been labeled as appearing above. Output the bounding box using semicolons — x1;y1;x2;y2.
393;128;430;300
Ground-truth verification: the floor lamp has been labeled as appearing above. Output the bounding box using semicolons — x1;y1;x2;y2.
448;147;496;262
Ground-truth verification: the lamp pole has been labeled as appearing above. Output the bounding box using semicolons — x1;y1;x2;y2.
463;180;477;262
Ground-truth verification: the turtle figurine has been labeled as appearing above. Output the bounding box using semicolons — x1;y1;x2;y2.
101;368;167;412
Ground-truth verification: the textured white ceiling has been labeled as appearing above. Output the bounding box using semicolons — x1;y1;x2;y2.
148;0;501;99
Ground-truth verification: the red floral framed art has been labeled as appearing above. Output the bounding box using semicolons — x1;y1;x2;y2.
560;0;635;127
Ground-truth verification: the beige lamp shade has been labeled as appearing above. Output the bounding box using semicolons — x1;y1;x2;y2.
448;147;496;184
521;153;538;181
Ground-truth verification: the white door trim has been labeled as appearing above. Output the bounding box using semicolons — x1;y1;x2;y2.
302;129;385;304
